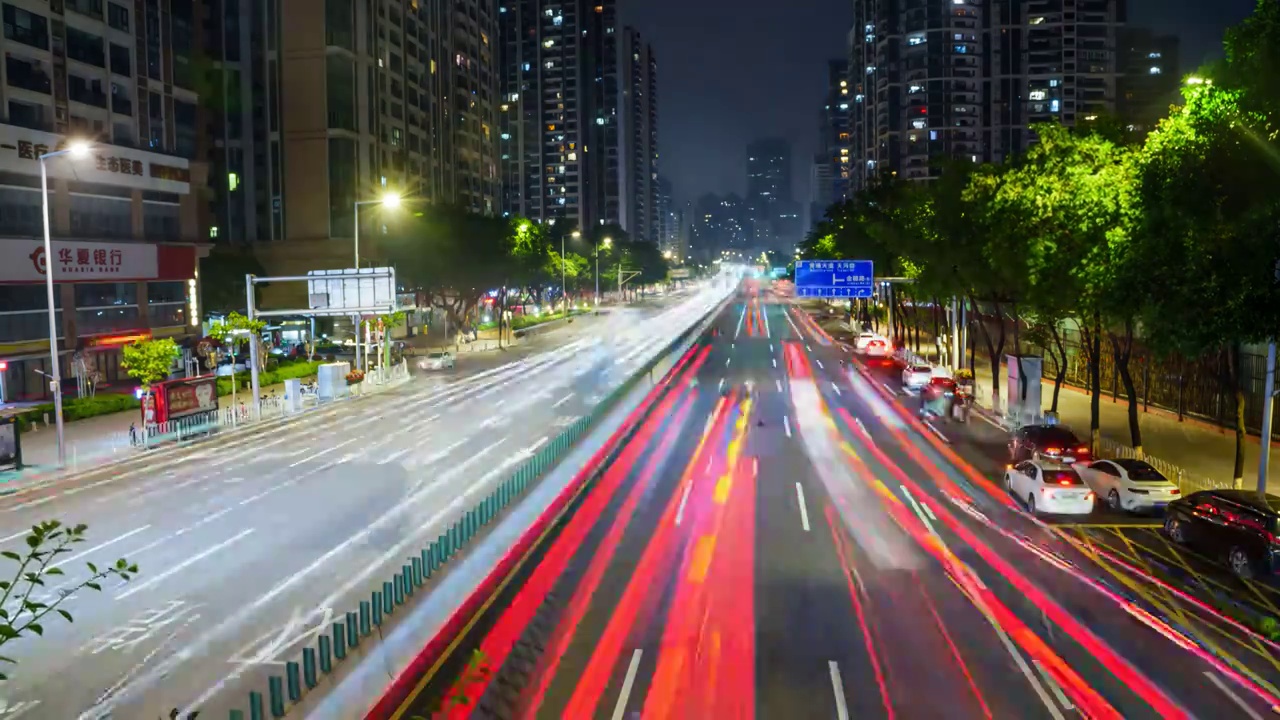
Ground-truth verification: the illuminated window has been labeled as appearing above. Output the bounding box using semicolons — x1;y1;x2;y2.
1028;90;1046;101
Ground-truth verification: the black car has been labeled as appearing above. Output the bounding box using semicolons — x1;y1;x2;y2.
1164;489;1280;579
1008;424;1092;465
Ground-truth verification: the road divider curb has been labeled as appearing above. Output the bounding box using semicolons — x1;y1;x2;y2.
221;295;728;720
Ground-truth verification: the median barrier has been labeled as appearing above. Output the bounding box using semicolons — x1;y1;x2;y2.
221;295;729;719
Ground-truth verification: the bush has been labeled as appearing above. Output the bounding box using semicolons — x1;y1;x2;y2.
16;393;141;431
215;360;323;396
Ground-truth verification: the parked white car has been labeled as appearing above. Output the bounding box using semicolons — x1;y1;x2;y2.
902;364;933;390
418;351;456;370
1075;459;1182;513
863;336;893;358
1004;460;1096;515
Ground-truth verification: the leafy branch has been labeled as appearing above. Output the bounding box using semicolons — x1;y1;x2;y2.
0;520;138;679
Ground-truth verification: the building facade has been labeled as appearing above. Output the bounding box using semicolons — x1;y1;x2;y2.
690;192;748;257
745;137;795;250
655;175;676;253
246;0;498;298
1118;27;1179;136
498;0;620;233
814;58;851;221
619;26;657;243
0;0;205;399
848;0;1126;189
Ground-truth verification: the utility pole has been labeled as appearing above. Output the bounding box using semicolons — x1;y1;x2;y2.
1261;259;1280;495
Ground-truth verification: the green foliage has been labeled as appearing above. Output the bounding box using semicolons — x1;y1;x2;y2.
208;312;265;350
0;520;138;680
121;338;181;390
15;394;141;431
216;360;322;396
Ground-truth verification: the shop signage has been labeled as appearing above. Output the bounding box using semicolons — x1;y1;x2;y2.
0;240;194;283
164;377;218;421
0;123;190;194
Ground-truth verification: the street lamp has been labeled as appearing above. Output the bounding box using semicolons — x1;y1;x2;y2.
353;191;402;268
597;236;612;306
564;230;581;318
40;139;91;468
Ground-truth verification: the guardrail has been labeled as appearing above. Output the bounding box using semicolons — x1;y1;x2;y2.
223;299;725;720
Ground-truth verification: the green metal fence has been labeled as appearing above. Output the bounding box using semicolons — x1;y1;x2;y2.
224;309;713;719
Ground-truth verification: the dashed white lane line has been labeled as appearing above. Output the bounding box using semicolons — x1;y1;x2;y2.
611;649;645;720
795;482;811;532
1034;660;1076;711
51;526;151;570
675;483;693;526
288;437;357;468
975;411;1004;430
725;357;731;367
829;661;851;720
816;359;824;369
881;382;897;396
921;420;950;444
831;382;842;396
552;393;574;408
1203;671;1264;719
776;379;783;392
783;416;793;438
116;528;255;600
772;357;777;368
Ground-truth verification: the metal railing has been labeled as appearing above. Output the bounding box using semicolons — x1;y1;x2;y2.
1094;436;1234;495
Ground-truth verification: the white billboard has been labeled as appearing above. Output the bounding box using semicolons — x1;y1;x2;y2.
0;239;158;283
307;268;397;313
0;123;191;194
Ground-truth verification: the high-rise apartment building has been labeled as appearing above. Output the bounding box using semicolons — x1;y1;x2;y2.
811;58;851;228
250;0;497;289
745;137;794;249
1118;28;1179;136
848;0;1125;189
655;175;676;251
0;0;206;397
691;192;748;256
498;0;620;232
620;26;657;243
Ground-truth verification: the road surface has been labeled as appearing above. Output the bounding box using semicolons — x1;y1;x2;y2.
0;286;726;719
391;288;1280;719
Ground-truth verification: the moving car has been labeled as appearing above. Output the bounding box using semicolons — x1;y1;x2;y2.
419;351;456;370
1004;460;1096;515
1009;424;1091;465
863;337;893;359
1164;489;1280;579
1076;459;1181;513
902;364;933;390
854;332;880;351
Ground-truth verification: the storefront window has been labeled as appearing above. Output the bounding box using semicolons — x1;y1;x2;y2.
75;282;138;307
0;309;61;343
148;303;185;327
0;285;59;311
147;281;186;304
76;306;140;335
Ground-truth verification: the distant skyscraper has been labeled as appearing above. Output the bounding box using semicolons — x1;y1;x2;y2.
1118;28;1180;136
817;60;851;209
848;0;1125;188
621;27;659;243
498;0;620;231
745;137;792;249
691;192;748;256
656;176;677;251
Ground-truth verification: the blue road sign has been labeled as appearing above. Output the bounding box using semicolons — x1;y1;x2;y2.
794;260;874;298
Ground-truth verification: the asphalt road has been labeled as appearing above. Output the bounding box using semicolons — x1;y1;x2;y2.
0;286;726;719
391;288;1280;719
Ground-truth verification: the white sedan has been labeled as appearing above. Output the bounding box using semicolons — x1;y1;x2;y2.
1004;460;1096;515
863;337;893;358
902;364;933;390
1076;459;1182;513
854;332;879;350
418;351;456;370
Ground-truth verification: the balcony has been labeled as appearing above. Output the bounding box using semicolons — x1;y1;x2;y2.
5;57;50;94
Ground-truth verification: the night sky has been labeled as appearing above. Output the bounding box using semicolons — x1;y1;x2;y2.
622;0;1259;208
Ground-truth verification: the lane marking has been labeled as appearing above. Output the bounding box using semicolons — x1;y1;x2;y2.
900;485;937;537
725;357;731;367
287;437;357;468
921;420;950;444
611;649;644;720
552;393;574;408
1033;660;1075;710
806;344;813;352
828;660;850;720
831;382;842;396
116;528;255;600
854;416;870;439
718;378;725;391
816;359;824;369
0;528;32;544
775;379;783;392
675;483;693;526
982;605;1066;719
51;526;151;570
975;411;1004;430
1203;671;1265;719
772;357;777;368
770;344;775;353
795;482;811;532
734;303;747;339
881;382;897;396
783;416;793;437
761;304;771;338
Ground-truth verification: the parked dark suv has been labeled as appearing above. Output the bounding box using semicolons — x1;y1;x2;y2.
1008;424;1091;465
1164;489;1280;579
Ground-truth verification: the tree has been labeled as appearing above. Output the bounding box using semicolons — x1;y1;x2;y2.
209;311;267;395
1132;80;1280;484
0;521;138;679
199;246;269;316
121;337;181;391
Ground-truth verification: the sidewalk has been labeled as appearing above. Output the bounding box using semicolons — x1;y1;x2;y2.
816;311;1278;493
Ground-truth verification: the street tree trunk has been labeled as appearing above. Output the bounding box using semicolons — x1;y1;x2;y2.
1227;343;1247;486
1088;311;1103;454
1012;302;1028;412
1047;324;1068;414
1111;319;1143;454
970;297;1005;413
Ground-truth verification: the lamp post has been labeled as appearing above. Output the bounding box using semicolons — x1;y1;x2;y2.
351;192;400;371
40;140;92;468
597;236;612;306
